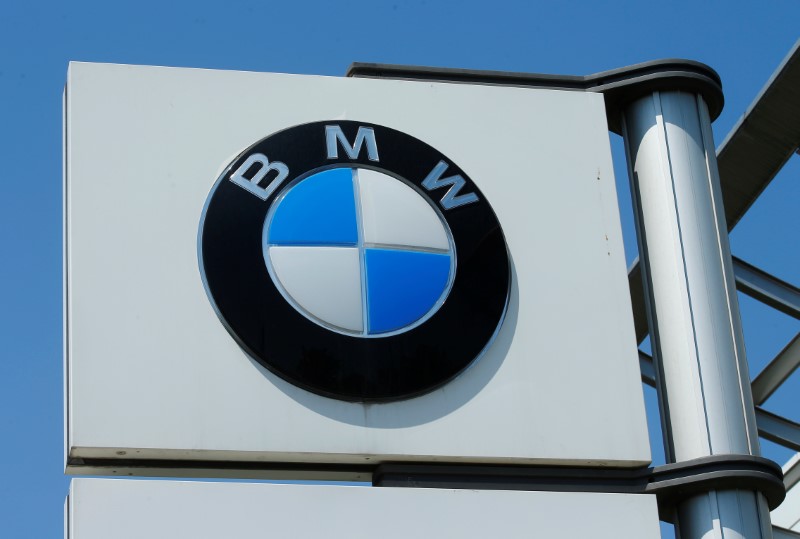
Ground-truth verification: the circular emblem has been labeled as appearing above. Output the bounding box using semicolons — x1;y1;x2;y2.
199;121;510;402
264;167;456;338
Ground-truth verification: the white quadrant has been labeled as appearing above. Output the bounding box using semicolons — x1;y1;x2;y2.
268;246;363;332
357;168;450;251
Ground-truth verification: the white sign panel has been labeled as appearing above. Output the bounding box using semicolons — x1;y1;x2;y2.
66;479;661;538
65;62;649;472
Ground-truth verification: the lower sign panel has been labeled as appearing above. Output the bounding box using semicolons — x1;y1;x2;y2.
67;479;660;538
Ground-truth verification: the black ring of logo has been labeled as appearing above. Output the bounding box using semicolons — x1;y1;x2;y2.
199;121;510;402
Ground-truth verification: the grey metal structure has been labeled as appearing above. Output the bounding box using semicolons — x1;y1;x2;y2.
628;37;800;342
349;37;800;538
621;89;770;537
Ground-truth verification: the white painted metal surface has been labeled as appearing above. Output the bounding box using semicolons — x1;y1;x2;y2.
622;91;772;537
65;62;648;471
66;479;661;539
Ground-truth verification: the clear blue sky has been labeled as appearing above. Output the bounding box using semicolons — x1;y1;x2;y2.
1;1;798;537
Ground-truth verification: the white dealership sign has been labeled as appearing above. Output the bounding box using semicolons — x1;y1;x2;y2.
65;62;649;474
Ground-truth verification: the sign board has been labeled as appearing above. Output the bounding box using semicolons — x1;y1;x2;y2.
66;479;661;538
65;62;649;473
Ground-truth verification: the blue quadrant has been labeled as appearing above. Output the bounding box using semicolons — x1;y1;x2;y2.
268;168;358;245
365;248;451;334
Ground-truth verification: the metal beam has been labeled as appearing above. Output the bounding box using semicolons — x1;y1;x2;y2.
757;407;800;454
752;333;800;405
716;38;800;229
629;261;650;344
640;351;800;454
734;256;800;320
639;350;656;384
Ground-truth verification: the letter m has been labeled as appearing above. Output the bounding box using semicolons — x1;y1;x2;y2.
325;125;379;162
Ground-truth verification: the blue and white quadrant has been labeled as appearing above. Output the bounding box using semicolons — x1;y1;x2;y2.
264;167;454;336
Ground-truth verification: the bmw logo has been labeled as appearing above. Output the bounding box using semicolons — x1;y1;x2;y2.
199;121;510;402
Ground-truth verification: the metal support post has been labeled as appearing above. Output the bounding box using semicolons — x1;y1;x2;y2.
622;90;774;538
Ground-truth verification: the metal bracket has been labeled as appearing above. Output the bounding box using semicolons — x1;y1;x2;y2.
373;455;785;522
347;59;724;135
648;456;786;521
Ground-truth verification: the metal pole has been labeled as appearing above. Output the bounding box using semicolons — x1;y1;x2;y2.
622;90;774;538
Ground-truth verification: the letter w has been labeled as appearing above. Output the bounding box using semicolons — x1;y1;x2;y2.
422;161;479;210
